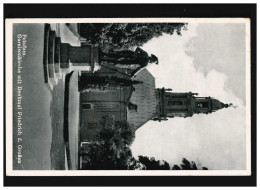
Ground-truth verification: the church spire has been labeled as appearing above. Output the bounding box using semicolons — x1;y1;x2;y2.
152;87;232;122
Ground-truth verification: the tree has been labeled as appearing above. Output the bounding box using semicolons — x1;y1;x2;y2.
80;117;209;170
79;23;188;52
172;158;208;170
138;156;170;170
81;115;136;170
97;115;136;148
79;75;143;92
128;157;146;170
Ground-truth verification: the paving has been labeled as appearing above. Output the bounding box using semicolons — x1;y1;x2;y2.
57;23;80;169
13;23;81;170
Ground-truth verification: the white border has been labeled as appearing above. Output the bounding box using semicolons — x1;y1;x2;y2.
5;18;251;176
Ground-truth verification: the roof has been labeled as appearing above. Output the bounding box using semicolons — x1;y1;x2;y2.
127;69;157;131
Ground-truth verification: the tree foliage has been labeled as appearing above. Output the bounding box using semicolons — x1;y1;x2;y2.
81;115;136;170
172;158;208;170
80;116;208;170
138;156;170;170
97;115;136;148
79;75;143;92
79;23;188;52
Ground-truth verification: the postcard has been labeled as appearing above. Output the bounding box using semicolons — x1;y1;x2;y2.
5;18;251;176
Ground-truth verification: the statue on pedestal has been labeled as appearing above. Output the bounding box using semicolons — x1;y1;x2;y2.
99;47;159;77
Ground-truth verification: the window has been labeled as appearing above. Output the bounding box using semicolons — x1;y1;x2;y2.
197;102;208;108
82;103;93;110
128;102;138;112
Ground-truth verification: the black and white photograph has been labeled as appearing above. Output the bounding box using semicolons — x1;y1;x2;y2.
5;17;252;177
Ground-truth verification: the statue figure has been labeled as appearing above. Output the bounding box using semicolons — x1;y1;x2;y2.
99;47;158;77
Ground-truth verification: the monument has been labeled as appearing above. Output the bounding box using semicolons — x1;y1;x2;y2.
43;24;100;90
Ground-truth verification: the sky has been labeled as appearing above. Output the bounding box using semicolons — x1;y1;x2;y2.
131;23;247;170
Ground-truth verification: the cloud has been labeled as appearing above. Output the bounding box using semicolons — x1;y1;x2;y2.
185;23;246;104
131;23;246;170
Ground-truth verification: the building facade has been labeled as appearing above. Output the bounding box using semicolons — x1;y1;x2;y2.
79;68;232;143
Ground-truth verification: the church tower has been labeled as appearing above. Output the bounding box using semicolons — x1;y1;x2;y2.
152;87;232;122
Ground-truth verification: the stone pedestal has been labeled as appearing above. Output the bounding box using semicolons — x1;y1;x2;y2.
43;23;100;91
60;44;99;72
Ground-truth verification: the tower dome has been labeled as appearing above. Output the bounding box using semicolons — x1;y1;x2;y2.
211;98;231;112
